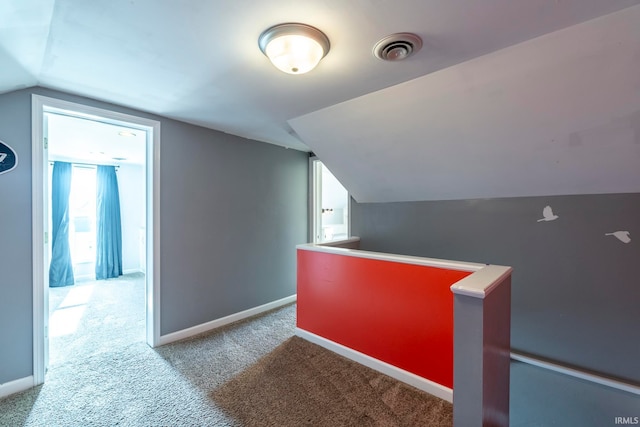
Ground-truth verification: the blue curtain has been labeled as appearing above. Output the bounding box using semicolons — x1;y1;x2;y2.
49;161;75;287
95;165;123;280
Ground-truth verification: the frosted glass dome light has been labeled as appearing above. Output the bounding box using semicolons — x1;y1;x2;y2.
259;23;330;75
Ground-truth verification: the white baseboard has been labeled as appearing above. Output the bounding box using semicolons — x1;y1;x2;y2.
296;328;453;403
0;376;34;399
157;294;297;346
123;268;144;275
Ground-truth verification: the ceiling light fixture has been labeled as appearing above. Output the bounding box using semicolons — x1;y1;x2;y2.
118;130;137;137
258;23;330;75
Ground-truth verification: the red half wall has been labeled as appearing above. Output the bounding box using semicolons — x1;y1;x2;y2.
297;249;471;389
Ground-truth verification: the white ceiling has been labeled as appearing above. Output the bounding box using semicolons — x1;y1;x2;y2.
2;1;640;201
291;5;640;202
46;112;147;165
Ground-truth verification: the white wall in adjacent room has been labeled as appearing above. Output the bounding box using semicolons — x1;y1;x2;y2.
117;163;145;273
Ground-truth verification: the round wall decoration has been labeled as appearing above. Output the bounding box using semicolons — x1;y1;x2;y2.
0;139;18;175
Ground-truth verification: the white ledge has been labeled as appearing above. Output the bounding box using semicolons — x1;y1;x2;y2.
317;237;362;247
450;264;512;298
297;241;484;272
511;351;640;396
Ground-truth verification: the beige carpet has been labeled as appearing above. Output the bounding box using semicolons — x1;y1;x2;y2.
1;284;452;426
212;336;453;426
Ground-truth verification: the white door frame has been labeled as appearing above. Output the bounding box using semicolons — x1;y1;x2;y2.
31;94;161;385
309;156;322;243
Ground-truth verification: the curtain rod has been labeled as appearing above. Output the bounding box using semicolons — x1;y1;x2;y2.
49;160;119;170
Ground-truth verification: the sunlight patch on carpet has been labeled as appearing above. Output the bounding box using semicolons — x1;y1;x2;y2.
50;285;94;337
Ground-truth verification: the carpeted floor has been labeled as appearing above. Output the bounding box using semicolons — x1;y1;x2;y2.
211;337;452;426
47;273;147;367
0;274;452;426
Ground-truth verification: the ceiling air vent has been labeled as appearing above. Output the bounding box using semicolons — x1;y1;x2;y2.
373;33;422;61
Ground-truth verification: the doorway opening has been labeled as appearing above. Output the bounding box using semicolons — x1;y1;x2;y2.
310;158;350;243
32;95;161;386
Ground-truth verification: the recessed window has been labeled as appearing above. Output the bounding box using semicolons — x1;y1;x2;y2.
69;165;97;268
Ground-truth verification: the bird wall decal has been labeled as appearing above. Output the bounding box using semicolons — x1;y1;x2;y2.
605;231;631;243
537;205;559;222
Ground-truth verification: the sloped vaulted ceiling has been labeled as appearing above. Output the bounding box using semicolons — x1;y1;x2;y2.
290;6;640;202
1;1;640;201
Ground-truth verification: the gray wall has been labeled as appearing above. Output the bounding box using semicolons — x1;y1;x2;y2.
0;87;308;384
351;193;640;383
160;119;307;332
0;90;33;383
